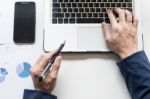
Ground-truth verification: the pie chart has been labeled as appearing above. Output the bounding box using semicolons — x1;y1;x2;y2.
16;62;31;78
0;68;8;83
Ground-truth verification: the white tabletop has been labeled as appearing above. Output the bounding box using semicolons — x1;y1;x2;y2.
0;0;150;99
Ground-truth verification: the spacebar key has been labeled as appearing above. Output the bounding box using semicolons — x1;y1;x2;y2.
77;18;104;23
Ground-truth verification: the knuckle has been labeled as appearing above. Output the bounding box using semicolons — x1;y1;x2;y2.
105;37;110;43
117;8;124;14
30;68;36;75
51;75;57;80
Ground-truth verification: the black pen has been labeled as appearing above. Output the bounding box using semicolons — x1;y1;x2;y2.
39;40;66;82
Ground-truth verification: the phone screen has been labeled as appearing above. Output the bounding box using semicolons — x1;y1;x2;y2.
13;2;35;43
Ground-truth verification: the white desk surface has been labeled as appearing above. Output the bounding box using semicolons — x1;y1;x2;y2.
0;0;150;99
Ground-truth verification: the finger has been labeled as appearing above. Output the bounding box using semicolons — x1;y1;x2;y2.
35;53;45;65
114;8;125;23
38;50;57;70
125;10;133;25
49;56;62;80
102;22;111;42
50;56;62;73
133;16;139;28
107;9;117;26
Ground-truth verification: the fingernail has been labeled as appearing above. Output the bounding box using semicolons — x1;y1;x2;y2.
102;22;106;28
107;8;111;12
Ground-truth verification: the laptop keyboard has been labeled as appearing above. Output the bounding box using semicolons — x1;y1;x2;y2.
52;0;133;24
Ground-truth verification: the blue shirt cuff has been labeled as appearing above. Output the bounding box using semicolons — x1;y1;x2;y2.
117;51;147;67
23;89;57;99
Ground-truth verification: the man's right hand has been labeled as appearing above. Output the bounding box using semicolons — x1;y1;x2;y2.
102;8;139;59
30;50;62;94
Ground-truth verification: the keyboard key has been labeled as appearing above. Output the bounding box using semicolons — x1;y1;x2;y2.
83;3;88;7
101;8;106;12
128;3;132;7
74;8;78;12
104;13;108;18
71;13;76;17
53;13;64;18
75;0;79;2
111;3;116;7
90;8;95;12
96;8;100;12
91;0;96;2
72;3;77;7
61;3;66;7
77;18;104;23
108;0;113;2
64;0;68;2
68;8;72;12
80;0;85;2
78;3;82;7
85;8;89;12
100;3;104;7
53;0;57;3
105;3;110;7
93;13;98;17
52;19;57;23
97;0;101;2
69;18;76;23
105;18;110;23
94;3;99;7
58;18;63;23
79;8;84;12
99;13;103;17
76;13;81;17
65;13;70;17
82;13;87;17
102;0;107;2
89;3;93;7
86;0;90;2
64;18;69;23
58;0;63;2
122;3;126;7
119;0;123;2
116;3;121;7
62;8;67;12
88;13;92;17
53;3;60;7
126;0;132;2
53;8;61;12
69;0;74;2
66;3;71;7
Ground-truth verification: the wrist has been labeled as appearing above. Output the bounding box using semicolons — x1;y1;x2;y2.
119;49;138;59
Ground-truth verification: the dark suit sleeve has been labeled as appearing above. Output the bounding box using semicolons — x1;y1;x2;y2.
23;89;57;99
117;51;150;99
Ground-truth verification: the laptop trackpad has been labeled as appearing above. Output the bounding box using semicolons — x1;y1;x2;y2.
77;27;110;51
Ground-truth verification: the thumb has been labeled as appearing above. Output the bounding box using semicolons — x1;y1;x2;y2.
102;22;111;42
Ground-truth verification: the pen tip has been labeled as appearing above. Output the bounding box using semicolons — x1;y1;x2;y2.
39;76;43;82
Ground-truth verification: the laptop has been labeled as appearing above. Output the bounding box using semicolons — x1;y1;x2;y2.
44;0;143;52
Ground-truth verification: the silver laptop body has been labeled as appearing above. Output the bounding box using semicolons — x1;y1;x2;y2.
44;0;143;52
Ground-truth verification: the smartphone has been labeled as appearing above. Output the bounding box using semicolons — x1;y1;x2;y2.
13;2;36;43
